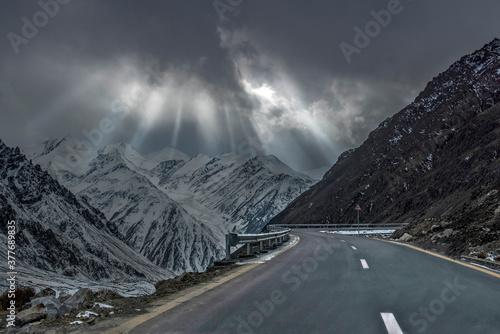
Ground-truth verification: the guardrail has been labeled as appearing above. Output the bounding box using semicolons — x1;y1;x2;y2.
461;255;500;269
270;223;409;229
225;227;291;260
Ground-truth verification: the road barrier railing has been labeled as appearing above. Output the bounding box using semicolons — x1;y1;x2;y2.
225;227;291;260
270;223;409;229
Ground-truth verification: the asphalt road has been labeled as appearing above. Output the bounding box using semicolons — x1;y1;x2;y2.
130;230;500;334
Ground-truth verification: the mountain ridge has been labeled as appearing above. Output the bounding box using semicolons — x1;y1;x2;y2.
23;137;314;274
270;38;500;226
0;139;172;286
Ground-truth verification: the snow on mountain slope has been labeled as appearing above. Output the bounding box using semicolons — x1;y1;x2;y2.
23;135;97;176
0;140;172;288
58;144;223;274
153;153;315;233
145;146;190;168
25;137;314;273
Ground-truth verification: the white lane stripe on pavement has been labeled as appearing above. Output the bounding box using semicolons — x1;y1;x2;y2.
360;259;369;269
351;246;357;250
380;313;404;334
341;240;345;243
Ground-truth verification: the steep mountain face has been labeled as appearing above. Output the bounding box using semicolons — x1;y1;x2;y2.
270;38;500;226
25;138;313;273
0;140;172;283
150;153;314;233
78;144;224;273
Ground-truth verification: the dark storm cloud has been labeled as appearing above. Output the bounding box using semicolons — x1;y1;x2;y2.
0;0;499;171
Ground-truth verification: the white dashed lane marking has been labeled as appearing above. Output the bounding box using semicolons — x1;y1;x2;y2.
360;259;369;269
380;313;404;334
351;246;357;250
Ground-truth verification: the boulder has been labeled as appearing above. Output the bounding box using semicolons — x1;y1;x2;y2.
440;221;452;228
30;296;67;320
64;288;94;306
431;224;441;232
31;296;61;309
16;303;47;326
399;233;413;242
34;288;56;299
442;229;454;238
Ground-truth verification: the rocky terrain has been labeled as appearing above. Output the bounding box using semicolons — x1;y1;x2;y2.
0;264;238;333
270;38;500;228
391;189;500;264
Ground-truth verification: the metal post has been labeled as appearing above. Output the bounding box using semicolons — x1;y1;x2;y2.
225;234;231;260
260;241;264;252
357;211;360;235
247;243;252;256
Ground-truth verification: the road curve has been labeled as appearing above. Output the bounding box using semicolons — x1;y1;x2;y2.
130;230;500;333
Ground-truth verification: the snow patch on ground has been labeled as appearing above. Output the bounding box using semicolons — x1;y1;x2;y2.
94;302;113;308
0;263;157;297
76;311;99;318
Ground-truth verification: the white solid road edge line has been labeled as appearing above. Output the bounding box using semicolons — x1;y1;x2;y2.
351;246;357;250
380;313;404;334
360;259;369;269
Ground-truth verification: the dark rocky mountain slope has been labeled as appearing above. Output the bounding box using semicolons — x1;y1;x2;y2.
270;38;500;226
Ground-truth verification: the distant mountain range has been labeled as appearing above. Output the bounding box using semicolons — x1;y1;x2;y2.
270;38;500;226
12;136;314;278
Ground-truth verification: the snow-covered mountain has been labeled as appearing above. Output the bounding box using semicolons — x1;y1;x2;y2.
149;152;314;233
24;137;314;273
0;139;172;284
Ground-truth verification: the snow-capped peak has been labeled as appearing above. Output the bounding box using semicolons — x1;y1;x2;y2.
98;143;145;169
22;135;97;176
146;146;190;165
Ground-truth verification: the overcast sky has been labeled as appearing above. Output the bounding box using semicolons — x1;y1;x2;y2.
1;0;499;171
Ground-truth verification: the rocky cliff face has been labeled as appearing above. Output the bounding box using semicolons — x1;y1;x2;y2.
270;38;500;226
